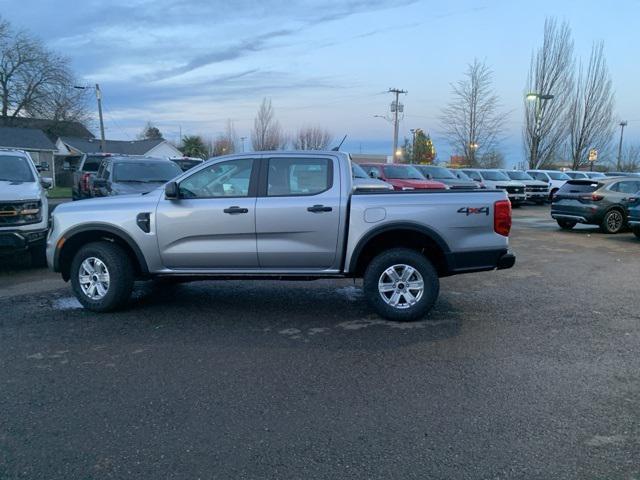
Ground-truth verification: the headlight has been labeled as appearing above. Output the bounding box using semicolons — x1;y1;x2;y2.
20;200;42;222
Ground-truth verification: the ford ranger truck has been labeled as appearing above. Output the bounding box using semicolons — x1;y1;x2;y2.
47;151;515;321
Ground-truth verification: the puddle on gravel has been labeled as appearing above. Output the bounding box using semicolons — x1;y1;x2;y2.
52;297;83;310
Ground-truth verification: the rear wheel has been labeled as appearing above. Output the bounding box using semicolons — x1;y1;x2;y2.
557;219;577;230
70;241;134;312
363;248;439;322
600;209;624;234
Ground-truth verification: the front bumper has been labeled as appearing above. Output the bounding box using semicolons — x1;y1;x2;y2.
526;191;548;200
508;193;526;203
0;229;48;253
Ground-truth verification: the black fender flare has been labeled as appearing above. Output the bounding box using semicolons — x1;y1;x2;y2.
347;221;451;274
54;223;149;275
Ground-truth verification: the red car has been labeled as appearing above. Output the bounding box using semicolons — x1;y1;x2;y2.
359;163;447;190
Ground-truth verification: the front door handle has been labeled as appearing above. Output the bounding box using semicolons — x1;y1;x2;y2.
223;206;249;214
307;204;333;213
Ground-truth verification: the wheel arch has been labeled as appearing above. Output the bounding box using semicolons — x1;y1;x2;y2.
55;224;149;281
347;222;451;278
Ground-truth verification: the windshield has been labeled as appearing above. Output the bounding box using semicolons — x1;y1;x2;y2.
114;162;182;182
587;172;606;179
481;170;510;181
0;155;35;182
505;171;533;180
351;163;368;179
452;170;472;181
383;165;424;180
548;171;571;180
420;166;456;179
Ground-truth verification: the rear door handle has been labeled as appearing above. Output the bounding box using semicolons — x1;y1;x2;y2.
307;204;333;213
223;206;249;214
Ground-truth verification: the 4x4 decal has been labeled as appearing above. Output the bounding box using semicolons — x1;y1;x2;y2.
457;206;490;216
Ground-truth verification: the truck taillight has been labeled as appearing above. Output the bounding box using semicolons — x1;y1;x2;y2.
81;173;91;192
494;200;512;237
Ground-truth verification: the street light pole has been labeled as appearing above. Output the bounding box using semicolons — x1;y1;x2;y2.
617;121;628;170
240;136;246;153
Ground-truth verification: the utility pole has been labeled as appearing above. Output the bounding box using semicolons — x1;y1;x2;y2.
74;83;107;152
410;129;416;163
617;121;628;170
240;136;246;152
95;84;106;153
388;88;407;163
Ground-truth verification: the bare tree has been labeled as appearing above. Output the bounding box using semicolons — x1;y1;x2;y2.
478;150;505;169
251;98;286;151
212;119;238;156
524;18;575;169
439;59;505;167
293;126;332;150
619;145;640;172
567;42;615;170
0;17;87;122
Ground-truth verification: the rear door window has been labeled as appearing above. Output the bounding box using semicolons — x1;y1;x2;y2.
267;157;332;196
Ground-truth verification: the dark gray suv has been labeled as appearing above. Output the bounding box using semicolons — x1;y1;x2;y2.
551;177;640;233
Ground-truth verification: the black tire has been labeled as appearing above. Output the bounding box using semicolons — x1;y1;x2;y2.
557;219;577;230
363;248;439;322
600;209;625;234
70;241;134;312
633;227;640;239
549;188;558;202
29;242;48;267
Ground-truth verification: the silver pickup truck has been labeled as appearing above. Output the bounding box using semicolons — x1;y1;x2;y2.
47;151;515;321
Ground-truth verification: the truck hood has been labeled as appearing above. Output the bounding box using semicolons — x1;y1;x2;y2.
55;189;162;213
353;178;393;190
437;178;478;188
387;178;446;189
0;180;41;201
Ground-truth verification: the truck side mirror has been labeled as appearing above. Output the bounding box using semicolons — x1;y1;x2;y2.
165;181;180;199
40;177;53;189
368;170;379;179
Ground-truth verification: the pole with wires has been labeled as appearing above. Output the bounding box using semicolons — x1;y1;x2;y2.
389;88;407;162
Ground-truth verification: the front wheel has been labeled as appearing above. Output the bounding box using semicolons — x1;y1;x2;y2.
70;241;134;312
600;209;624;234
557;219;577;230
363;248;439;322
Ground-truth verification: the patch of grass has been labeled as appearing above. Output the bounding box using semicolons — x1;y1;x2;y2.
47;187;72;198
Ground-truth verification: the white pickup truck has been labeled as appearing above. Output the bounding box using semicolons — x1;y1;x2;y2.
47;151;515;321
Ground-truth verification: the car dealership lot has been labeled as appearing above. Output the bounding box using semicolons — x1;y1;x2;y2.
1;206;638;479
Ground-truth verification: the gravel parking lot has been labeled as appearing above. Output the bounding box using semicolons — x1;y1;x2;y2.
1;205;638;479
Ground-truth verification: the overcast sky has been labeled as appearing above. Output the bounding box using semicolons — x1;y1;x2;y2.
2;0;639;164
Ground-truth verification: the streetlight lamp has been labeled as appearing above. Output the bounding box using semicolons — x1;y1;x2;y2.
526;92;554;168
74;84;106;153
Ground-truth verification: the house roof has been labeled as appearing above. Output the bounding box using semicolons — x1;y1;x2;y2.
0;126;57;151
59;137;167;155
0;117;94;141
